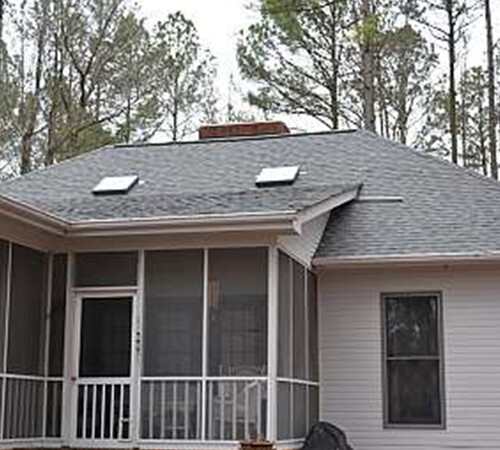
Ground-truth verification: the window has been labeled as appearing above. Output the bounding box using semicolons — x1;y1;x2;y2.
382;292;444;427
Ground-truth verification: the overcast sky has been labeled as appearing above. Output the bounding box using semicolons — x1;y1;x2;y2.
140;0;320;133
139;0;500;135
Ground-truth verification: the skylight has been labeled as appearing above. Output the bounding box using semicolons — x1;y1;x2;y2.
92;175;139;195
255;165;300;187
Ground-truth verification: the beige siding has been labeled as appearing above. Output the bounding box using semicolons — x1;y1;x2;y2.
279;213;330;265
319;264;500;450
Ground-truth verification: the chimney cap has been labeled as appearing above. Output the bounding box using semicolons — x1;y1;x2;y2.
199;121;290;140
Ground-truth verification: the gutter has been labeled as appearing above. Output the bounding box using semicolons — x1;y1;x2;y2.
313;252;500;268
66;210;301;237
0;193;301;237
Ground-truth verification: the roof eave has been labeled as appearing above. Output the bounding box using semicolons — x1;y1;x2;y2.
0;185;359;239
313;252;500;268
0;195;68;236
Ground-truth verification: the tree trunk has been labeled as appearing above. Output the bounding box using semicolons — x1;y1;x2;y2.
0;0;4;126
484;0;498;178
447;0;459;165
0;0;4;79
460;83;467;166
479;99;488;175
20;0;47;174
396;44;409;144
328;3;339;129
361;0;376;132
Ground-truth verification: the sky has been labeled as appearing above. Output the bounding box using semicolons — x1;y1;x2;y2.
139;0;500;136
139;0;321;134
141;0;253;98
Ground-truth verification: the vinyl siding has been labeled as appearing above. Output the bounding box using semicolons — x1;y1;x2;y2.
318;264;500;450
279;213;330;265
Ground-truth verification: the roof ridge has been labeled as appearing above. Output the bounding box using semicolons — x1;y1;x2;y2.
359;130;500;192
114;128;358;149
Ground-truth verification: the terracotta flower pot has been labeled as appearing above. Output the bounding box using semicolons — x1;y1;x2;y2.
240;440;275;450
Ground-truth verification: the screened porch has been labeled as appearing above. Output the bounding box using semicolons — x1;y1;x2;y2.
0;240;318;447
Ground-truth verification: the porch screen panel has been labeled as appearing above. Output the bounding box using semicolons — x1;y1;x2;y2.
49;254;67;376
292;260;306;379
144;250;203;376
0;239;8;367
74;251;138;287
278;251;291;377
277;252;320;440
307;270;319;381
277;382;291;440
8;244;48;375
208;248;268;376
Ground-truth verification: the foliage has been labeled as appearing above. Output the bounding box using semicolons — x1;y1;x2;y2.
0;1;219;175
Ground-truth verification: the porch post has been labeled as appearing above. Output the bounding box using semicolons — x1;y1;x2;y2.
0;242;12;440
267;246;279;441
130;250;145;444
201;248;209;440
42;253;54;438
61;252;75;444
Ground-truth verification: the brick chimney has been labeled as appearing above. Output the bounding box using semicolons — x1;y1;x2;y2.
199;121;290;140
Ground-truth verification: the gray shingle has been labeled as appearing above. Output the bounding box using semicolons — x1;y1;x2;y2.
2;129;500;258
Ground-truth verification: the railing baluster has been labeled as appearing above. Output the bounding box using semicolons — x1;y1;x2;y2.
51;382;58;437
82;385;88;438
244;382;250;440
91;384;97;439
148;381;153;439
18;379;23;439
109;383;115;439
257;382;262;438
220;382;225;440
196;382;202;439
6;380;11;439
25;380;30;438
15;379;20;439
208;382;213;439
184;382;189;440
172;382;178;439
232;382;237;440
119;383;124;440
100;384;106;438
160;381;165;439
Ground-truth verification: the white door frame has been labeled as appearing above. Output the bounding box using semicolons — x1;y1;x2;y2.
68;289;139;448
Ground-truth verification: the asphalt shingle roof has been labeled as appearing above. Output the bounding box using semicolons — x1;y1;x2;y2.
1;129;500;259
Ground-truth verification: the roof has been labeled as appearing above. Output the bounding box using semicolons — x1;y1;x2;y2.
1;129;500;259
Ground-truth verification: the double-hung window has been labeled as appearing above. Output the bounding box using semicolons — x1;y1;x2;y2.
382;292;445;427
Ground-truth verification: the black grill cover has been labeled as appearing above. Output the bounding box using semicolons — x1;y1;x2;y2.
301;422;354;450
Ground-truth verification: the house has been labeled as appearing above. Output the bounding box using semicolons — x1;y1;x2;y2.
0;121;499;450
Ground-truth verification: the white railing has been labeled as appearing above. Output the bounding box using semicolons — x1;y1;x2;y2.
76;379;130;440
0;374;63;440
140;378;267;441
141;379;202;440
207;379;267;441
